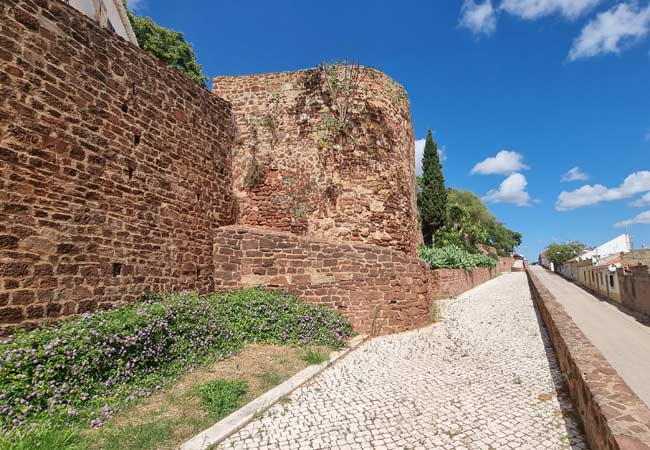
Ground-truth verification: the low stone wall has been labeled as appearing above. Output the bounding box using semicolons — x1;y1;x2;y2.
213;226;433;335
526;268;650;450
618;265;650;318
430;267;497;300
497;256;515;273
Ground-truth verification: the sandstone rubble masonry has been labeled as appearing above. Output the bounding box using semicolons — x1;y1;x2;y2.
0;0;505;333
213;226;434;335
213;67;420;255
0;0;235;328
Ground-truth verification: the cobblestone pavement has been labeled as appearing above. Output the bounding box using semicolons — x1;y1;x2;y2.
218;273;588;450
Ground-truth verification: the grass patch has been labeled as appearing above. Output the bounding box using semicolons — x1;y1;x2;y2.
0;423;85;450
81;344;317;450
91;422;172;450
198;380;247;420
301;347;329;364
259;369;287;388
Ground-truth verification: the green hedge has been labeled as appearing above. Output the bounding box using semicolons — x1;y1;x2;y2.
0;289;353;434
419;244;497;270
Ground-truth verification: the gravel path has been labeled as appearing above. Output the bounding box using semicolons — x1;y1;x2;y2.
218;273;588;450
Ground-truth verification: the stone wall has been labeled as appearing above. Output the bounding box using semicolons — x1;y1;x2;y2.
213;226;432;335
0;0;235;328
617;265;650;318
213;67;420;255
430;267;497;300
527;267;650;450
497;256;515;274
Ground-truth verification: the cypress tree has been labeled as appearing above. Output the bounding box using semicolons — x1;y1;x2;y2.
418;130;447;245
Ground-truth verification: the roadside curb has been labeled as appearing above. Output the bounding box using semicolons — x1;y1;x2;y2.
180;334;369;450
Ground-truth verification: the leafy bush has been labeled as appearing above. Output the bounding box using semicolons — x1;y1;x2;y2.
0;289;352;435
419;244;497;270
198;380;247;420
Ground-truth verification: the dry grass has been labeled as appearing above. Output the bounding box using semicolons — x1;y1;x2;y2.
83;344;328;450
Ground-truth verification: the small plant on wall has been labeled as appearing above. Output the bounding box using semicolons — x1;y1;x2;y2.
318;60;364;146
243;128;265;190
251;92;282;149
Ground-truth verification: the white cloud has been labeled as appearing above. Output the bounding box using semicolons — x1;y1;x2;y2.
631;192;650;207
471;150;529;175
483;173;532;206
556;170;650;210
569;3;650;61
128;0;146;12
415;138;446;177
500;0;602;20
561;166;589;182
615;210;650;227
459;0;497;35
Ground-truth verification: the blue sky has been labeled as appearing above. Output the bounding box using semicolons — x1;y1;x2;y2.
130;0;650;259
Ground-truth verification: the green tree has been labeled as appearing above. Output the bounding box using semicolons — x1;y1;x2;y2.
545;241;586;265
486;221;522;256
417;130;447;245
436;188;522;255
124;3;208;86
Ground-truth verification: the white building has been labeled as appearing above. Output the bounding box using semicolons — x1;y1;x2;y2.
579;234;631;264
67;0;138;45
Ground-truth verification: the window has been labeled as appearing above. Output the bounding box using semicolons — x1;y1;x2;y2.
609;274;615;288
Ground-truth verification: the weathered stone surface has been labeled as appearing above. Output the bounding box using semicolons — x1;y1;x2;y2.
0;0;235;330
527;267;650;450
213;225;508;335
214;67;421;255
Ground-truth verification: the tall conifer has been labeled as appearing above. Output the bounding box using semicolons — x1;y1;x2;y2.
418;130;447;245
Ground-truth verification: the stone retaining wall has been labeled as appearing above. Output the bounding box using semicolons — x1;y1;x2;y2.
0;0;235;329
213;226;433;335
526;268;650;450
431;267;497;300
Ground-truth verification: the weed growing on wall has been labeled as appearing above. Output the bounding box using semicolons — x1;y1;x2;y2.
0;290;353;435
318;60;364;146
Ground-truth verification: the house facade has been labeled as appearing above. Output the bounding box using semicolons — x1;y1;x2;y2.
67;0;138;45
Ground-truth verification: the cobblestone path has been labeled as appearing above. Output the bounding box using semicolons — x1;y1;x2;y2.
219;273;588;450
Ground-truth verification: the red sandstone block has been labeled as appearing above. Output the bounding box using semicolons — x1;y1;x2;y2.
0;306;24;323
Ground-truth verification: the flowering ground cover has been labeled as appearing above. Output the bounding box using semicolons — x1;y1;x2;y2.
0;289;353;448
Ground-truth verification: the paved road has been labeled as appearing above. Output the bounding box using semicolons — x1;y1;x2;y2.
219;273;587;450
530;265;650;408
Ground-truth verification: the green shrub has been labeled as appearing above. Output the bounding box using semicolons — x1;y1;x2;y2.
198;380;247;420
0;289;353;435
419;244;497;270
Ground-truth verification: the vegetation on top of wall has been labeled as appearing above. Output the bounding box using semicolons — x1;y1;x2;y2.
544;241;586;265
437;189;522;256
124;3;208;86
418;130;447;245
419;244;497;270
318;60;364;146
0;289;353;436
